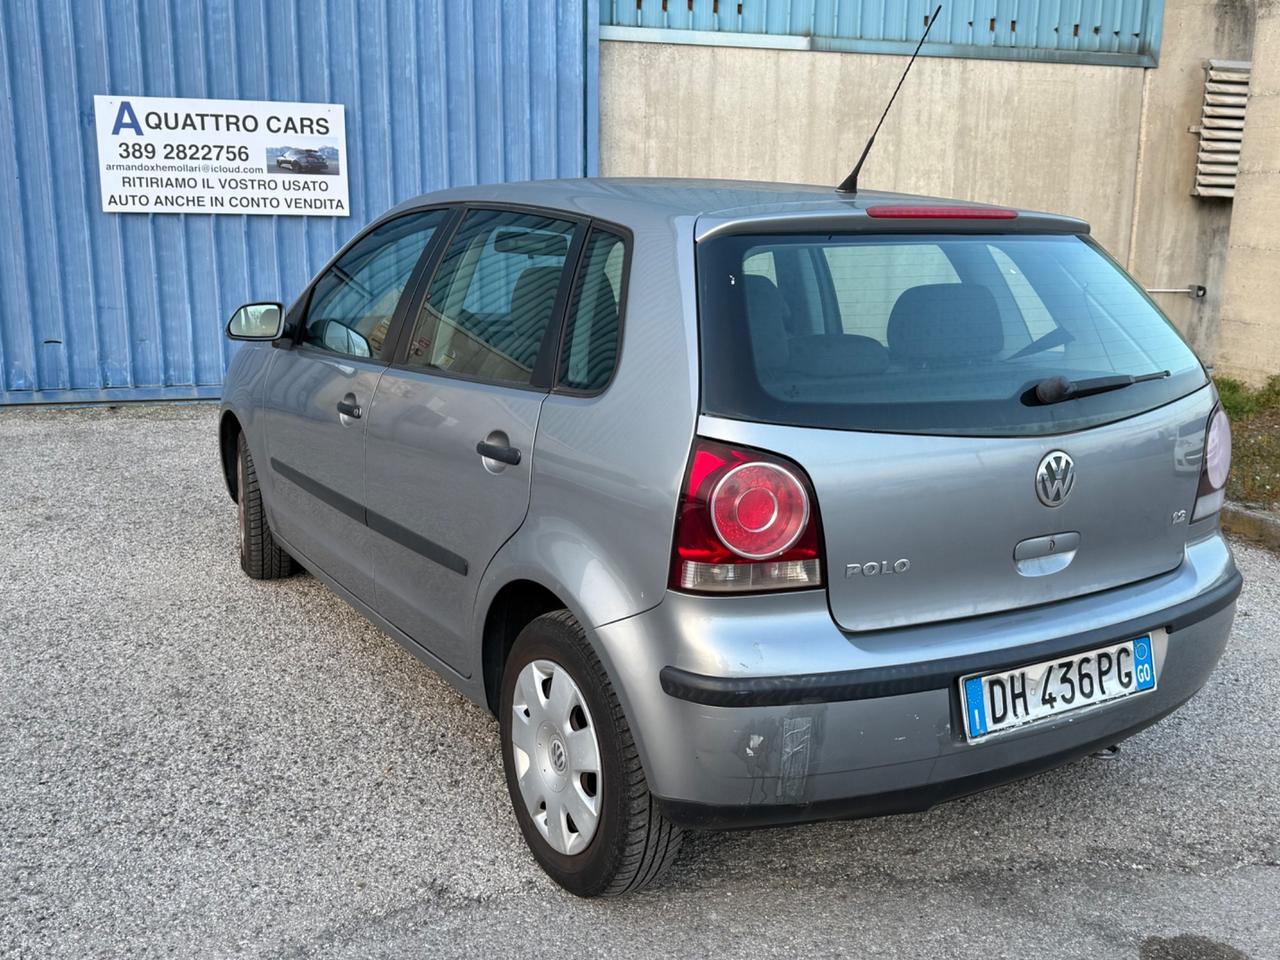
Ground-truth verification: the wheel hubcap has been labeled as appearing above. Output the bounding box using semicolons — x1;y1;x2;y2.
510;659;602;856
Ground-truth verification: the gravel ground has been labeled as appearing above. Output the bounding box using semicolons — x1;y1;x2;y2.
1;403;1277;960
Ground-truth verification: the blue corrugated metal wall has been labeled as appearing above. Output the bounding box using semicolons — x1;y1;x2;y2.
602;0;1164;66
0;0;596;404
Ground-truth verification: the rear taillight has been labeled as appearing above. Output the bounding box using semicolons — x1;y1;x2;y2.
1193;405;1232;521
669;438;823;594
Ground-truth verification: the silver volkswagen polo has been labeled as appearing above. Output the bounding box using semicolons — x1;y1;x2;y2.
218;179;1240;896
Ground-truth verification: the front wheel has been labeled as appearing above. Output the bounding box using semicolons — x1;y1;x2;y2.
235;433;296;580
500;611;682;897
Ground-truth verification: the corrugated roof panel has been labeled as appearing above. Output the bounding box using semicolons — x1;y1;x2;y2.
601;0;1165;67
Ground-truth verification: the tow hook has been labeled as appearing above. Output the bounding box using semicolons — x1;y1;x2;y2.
1091;744;1122;760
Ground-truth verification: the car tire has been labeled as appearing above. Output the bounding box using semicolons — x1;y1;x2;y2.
500;610;683;897
236;433;296;580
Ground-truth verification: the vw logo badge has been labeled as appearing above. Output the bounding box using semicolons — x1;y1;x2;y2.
549;738;568;774
1036;451;1075;507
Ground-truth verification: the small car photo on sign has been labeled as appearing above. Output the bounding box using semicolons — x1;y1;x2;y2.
267;145;340;175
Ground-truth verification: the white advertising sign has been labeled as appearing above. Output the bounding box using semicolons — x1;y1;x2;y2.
93;95;349;216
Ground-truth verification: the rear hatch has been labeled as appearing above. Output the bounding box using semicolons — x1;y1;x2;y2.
696;221;1212;632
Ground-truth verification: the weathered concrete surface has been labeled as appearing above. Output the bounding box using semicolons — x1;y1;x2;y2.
599;40;1144;258
1219;0;1280;385
1126;0;1255;359
598;0;1264;364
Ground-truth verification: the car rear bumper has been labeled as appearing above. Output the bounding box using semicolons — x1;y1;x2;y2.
656;694;1198;830
591;532;1239;829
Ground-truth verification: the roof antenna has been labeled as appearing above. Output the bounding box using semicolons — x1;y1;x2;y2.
836;3;943;195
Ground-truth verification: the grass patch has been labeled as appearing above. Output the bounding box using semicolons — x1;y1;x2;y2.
1216;374;1280;421
1215;375;1280;510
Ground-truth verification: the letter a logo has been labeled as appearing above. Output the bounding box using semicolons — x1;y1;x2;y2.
112;100;143;136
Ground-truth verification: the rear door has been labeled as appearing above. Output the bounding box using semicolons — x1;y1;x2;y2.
697;229;1212;632
720;404;1207;632
262;209;449;602
363;207;583;672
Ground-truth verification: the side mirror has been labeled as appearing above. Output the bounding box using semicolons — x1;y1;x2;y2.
227;302;285;340
316;318;372;358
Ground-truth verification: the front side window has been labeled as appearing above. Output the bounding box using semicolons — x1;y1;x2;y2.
303;210;445;359
405;209;576;386
698;233;1207;436
558;228;625;392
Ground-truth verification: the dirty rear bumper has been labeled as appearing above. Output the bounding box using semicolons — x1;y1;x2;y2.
590;533;1239;830
654;695;1192;830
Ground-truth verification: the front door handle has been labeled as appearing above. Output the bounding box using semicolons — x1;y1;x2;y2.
336;394;362;420
476;440;521;466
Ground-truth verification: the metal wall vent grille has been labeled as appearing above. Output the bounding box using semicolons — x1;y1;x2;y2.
1193;59;1250;199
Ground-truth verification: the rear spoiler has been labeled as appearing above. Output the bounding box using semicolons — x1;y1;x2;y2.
696;207;1090;242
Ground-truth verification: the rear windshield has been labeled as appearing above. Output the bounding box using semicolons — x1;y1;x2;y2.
696;233;1206;436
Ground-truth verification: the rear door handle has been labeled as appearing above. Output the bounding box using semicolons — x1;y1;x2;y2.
336;394;362;419
476;440;521;466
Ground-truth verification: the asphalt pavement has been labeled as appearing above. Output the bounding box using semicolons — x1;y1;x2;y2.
1;403;1277;959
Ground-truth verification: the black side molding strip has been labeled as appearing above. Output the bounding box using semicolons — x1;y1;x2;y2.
271;457;365;524
367;510;469;576
659;569;1242;708
270;458;468;577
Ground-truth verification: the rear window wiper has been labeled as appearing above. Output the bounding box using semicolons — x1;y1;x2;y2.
1032;370;1170;405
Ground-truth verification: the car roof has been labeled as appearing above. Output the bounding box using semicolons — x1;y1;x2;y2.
389;177;1090;238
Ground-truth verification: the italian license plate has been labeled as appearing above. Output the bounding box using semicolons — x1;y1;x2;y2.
960;635;1158;742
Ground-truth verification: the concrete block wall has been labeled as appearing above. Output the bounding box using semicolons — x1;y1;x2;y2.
601;43;1143;255
1125;0;1255;361
599;0;1264;371
1218;1;1280;386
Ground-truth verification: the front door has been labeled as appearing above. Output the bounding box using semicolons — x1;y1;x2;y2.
263;209;448;602
364;208;582;673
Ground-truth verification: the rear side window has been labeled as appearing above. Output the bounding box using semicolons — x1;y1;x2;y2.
405;209;576;386
697;233;1206;436
558;228;625;392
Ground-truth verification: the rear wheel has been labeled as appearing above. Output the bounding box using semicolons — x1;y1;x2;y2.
236;433;296;580
500;611;682;897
